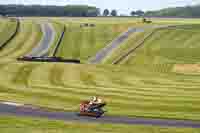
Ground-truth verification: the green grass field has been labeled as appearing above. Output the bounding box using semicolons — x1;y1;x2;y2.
55;18;147;62
1;17;200;132
0;18;18;48
124;25;200;67
1;116;200;133
48;22;65;56
102;29;153;64
1;61;200;120
0;19;42;60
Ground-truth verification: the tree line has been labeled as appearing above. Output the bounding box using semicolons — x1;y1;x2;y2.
103;9;144;17
0;5;100;17
0;4;145;17
103;5;200;18
1;4;198;18
145;5;200;18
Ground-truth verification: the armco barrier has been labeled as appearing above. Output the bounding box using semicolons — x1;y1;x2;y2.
0;18;20;50
52;25;66;57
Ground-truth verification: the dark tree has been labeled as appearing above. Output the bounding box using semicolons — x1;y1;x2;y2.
64;5;100;17
111;10;117;16
103;9;110;16
135;10;145;16
0;12;5;16
130;11;136;16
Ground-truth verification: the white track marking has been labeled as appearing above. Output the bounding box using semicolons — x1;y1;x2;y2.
2;102;24;107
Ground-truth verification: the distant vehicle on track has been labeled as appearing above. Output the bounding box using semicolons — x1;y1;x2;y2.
142;18;152;23
17;56;81;64
80;23;96;28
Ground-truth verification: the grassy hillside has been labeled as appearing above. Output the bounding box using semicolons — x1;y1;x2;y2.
48;22;65;56
1;116;199;133
124;25;200;68
1;18;200;132
0;18;18;48
0;20;42;59
55;17;200;62
102;29;153;64
55;18;145;62
0;60;200;120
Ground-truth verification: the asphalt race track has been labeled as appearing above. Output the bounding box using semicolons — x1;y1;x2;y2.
89;25;171;64
0;103;200;128
26;23;55;57
89;28;143;64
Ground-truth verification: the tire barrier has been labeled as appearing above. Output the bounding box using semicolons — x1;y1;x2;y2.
0;18;20;50
17;56;81;64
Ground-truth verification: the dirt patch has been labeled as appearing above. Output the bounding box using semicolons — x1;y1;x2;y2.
173;64;200;74
112;25;130;33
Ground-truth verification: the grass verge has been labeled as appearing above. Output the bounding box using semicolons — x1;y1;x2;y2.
0;115;199;133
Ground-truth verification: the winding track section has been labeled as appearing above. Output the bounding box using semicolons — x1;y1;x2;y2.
89;25;170;64
2;24;198;128
89;28;144;64
0;102;200;128
26;22;55;57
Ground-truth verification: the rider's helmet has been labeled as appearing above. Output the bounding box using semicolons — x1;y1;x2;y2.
93;96;97;102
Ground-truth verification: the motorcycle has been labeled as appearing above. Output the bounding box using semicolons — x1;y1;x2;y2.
78;100;106;118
